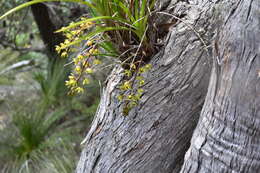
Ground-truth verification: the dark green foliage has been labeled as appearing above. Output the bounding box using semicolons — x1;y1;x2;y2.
34;58;69;107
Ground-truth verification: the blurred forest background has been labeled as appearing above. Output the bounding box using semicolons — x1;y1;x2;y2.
0;1;105;172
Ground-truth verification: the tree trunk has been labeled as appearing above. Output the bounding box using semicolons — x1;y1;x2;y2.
76;1;213;172
76;0;259;172
30;2;67;77
181;0;260;172
30;2;65;56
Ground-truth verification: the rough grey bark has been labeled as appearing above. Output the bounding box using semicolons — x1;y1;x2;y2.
76;0;215;172
181;0;260;172
76;0;259;172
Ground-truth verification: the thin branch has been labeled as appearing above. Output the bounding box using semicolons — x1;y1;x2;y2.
156;11;209;55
